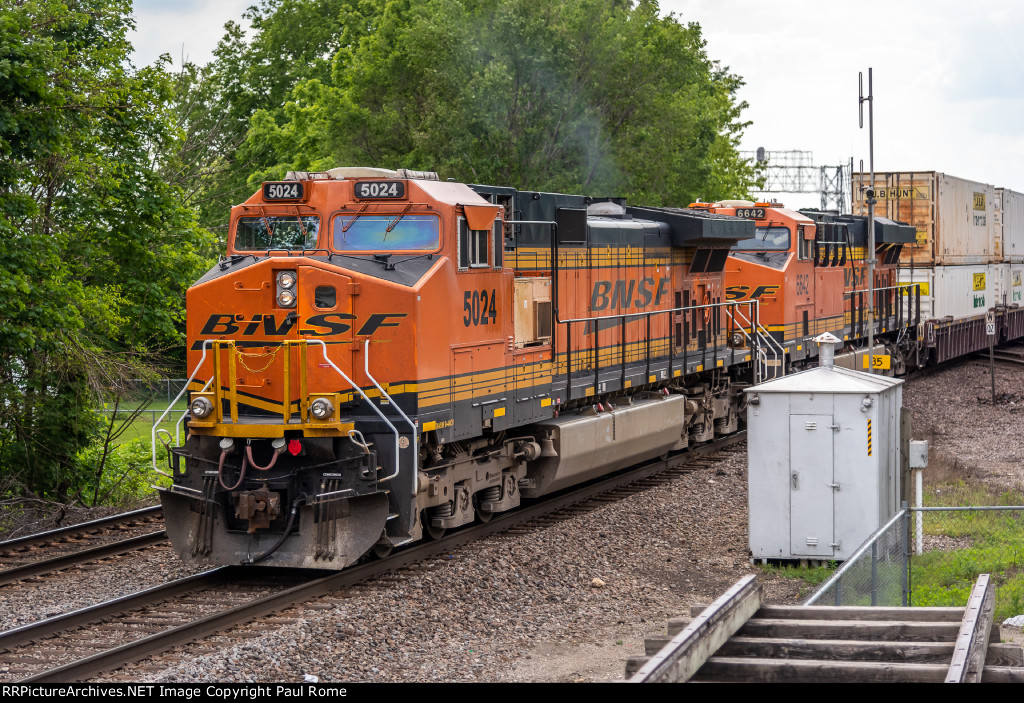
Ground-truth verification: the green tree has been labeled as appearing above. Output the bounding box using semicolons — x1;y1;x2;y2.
0;0;212;499
166;0;357;242
238;0;757;204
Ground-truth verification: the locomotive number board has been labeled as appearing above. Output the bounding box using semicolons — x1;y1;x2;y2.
734;207;766;219
263;182;305;201
354;180;406;199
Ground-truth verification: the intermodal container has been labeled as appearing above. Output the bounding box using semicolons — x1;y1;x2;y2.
899;264;1001;321
996;188;1024;263
853;172;997;266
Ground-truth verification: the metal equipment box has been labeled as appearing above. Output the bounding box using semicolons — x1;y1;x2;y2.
745;364;903;562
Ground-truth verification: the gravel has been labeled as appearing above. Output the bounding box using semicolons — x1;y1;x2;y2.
902;360;1024;491
102;446;803;683
0;544;208;630
5;359;1022;682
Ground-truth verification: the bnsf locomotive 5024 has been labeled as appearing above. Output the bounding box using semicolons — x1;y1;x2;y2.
156;166;978;569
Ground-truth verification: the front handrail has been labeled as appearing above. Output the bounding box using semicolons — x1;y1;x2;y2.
307;339;400;483
725;301;779;382
363;338;419;531
151;340;216;472
155;337;403;487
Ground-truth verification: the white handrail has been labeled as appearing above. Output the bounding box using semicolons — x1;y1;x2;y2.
363;339;418;513
723;307;768;382
726;301;782;382
151;340;215;472
307;339;401;482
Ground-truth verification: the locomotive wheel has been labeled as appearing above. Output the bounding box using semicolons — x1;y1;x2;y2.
426;523;447;540
372;541;393;559
423;510;447;540
473;492;494;523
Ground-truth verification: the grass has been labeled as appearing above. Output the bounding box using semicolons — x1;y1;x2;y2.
758;562;839;599
911;479;1024;621
100;398;188;446
755;478;1024;617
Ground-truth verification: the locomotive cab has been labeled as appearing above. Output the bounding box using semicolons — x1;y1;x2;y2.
714;201;846;365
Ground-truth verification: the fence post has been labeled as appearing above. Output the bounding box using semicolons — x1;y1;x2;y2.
902;502;910;607
870;541;878;606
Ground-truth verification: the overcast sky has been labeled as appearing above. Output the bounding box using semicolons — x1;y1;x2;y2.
129;1;1024;206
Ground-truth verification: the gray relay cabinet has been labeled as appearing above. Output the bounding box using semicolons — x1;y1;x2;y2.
745;354;903;562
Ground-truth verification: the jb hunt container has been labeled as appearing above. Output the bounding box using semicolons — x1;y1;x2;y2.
853;171;998;266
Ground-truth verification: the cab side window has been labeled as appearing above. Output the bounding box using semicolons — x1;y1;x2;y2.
459;218;489;269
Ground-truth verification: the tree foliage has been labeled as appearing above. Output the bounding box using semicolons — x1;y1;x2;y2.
0;0;758;502
165;0;354;240
229;0;757;204
0;0;213;498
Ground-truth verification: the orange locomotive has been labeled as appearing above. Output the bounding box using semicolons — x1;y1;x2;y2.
158;168;762;569
693;200;919;372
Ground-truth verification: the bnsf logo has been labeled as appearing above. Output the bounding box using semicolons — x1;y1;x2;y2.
199;313;406;337
590;277;670;311
726;285;780;301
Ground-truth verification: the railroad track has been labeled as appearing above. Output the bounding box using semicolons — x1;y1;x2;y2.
972;342;1024;366
0;433;744;683
0;506;166;586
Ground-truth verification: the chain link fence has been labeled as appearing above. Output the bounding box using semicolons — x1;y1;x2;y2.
909;506;1024;622
805;509;910;607
103;378;190;407
805;505;1024;621
99;379;190;444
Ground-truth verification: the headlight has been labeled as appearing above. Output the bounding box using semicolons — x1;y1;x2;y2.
730;331;746;348
277;271;296;289
277;289;296;307
190;396;214;419
310;397;334;420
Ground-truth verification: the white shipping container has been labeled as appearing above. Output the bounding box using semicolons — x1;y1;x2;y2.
899;264;1000;321
1006;264;1024;307
992;262;1008;308
996;188;1024;263
854;172;998;265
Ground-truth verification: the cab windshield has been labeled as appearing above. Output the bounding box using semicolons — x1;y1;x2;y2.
332;214;440;251
234;215;320;250
731;226;791;252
